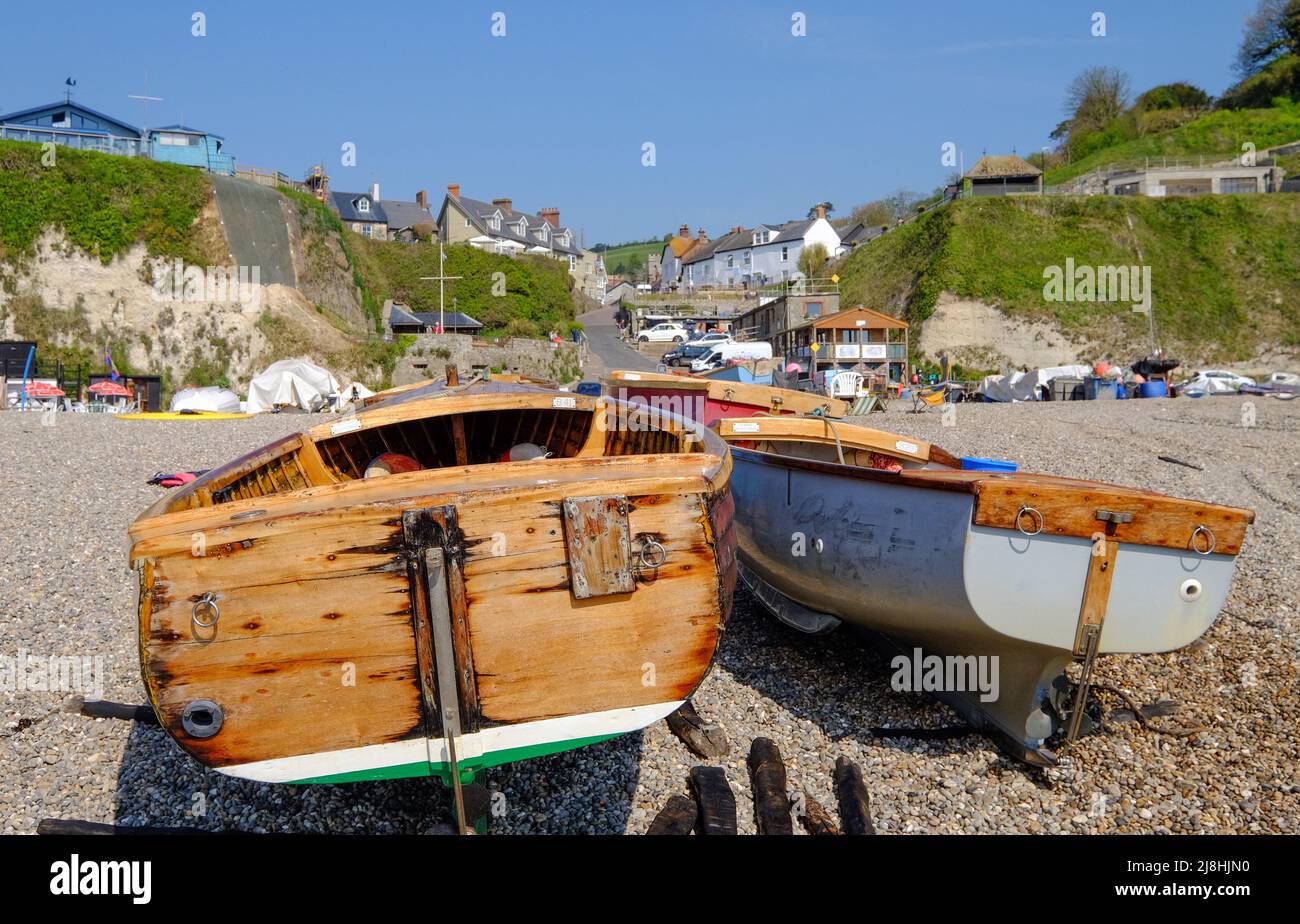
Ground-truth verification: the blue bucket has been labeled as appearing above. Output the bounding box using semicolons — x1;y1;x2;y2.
1139;380;1168;398
961;456;1018;472
1084;376;1119;400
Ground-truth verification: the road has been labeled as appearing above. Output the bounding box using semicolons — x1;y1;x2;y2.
577;305;661;380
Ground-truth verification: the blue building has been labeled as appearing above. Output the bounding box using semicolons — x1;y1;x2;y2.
0;101;235;174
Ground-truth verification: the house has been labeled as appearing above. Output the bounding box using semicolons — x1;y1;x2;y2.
436;184;604;299
738;303;908;386
330;184;389;239
380;189;435;241
385;302;483;335
1105;163;1283;196
658;225;699;291
604;279;636;305
963;154;1043;196
838;221;887;250
147;124;235;174
680;228;732;291
708;205;842;287
0;100;236;173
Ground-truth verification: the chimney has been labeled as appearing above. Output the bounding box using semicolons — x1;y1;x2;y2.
447;183;460;199
540;207;560;229
679;223;690;238
416;189;428;209
492;197;513;212
815;204;825;220
697;228;709;243
370;182;380;202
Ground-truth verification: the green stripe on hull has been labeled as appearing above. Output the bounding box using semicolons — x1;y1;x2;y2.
287;732;622;785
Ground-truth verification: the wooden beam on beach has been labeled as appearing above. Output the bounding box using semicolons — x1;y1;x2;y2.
646;794;699;835
747;737;793;835
688;766;737;835
834;757;876;835
666;701;729;758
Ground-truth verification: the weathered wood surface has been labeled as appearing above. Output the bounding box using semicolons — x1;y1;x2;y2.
666;701;729;759
798;792;841;836
716;416;934;464
646;794;699;835
606;369;850;419
1073;535;1119;655
834;757;876;835
67;697;159;725
561;495;634;598
747;737;794;835
689;766;738;835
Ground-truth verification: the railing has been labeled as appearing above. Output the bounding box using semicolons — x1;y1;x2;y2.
0;124;144;157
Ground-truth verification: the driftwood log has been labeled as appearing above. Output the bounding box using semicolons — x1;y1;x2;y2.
834;757;876;835
66;696;159;726
666;701;729;759
746;738;793;835
798;792;841;835
688;766;737;835
646;794;698;835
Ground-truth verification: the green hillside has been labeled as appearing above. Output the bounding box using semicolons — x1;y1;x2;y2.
834;195;1300;362
598;240;662;278
1046;99;1300;186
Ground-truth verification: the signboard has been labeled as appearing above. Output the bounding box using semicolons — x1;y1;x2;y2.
834;344;860;360
862;344;887;360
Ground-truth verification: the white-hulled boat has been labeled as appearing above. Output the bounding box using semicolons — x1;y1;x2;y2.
713;415;1254;764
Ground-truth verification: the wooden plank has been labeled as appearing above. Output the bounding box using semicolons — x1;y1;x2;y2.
561;495;634;598
646;794;699;835
715;416;934;464
798;792;841;835
666;701;729;758
973;480;1252;554
1073;538;1118;655
689;766;737;835
834;757;876;835
747;737;794;835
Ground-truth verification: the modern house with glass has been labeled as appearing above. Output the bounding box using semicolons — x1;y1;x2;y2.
0;101;235;174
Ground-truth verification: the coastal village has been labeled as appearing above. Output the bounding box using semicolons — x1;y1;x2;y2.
0;3;1298;861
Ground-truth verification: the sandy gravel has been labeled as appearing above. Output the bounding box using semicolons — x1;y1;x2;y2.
1;395;1296;834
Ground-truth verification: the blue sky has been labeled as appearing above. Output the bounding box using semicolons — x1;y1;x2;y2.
1;0;1261;244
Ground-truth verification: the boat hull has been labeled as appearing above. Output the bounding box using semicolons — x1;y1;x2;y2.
727;447;1239;759
131;393;736;784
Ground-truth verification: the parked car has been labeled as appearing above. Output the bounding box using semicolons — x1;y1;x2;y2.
662;332;731;365
637;322;689;344
662;342;716;367
691;341;774;373
1177;369;1256;396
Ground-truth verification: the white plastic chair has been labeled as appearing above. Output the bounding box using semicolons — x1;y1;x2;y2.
828;370;864;399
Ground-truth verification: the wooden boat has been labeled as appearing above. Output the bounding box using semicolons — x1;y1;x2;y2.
129;380;736;792
605;369;847;426
713;415;1254;764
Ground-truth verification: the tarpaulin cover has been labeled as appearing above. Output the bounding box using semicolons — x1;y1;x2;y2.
170;386;242;414
246;359;341;414
978;364;1093;402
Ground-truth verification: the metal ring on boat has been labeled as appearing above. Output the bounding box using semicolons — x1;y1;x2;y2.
638;538;668;570
1015;505;1044;536
181;700;224;739
1190;525;1216;555
192;593;220;630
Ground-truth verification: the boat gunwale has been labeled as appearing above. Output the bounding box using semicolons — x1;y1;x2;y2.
605;369;849;418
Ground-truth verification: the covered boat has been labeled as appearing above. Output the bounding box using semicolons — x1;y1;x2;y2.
605;369;847;426
713;415;1253;764
129;380;736;793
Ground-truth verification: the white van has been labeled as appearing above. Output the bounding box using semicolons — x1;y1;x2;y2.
691;341;773;373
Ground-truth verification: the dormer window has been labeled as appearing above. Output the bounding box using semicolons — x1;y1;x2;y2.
489;215;500;230
516;220;528;234
753;229;770;245
357;198;370;214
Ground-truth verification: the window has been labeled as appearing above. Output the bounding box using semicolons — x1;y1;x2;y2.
807;301;823;318
727;255;734;268
358;198;370;213
1221;177;1258;194
781;246;788;261
753;230;769;245
489;216;500;230
569;255;576;270
743;251;751;266
158;132;198;146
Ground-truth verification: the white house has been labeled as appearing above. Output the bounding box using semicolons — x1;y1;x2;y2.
705;205;841;288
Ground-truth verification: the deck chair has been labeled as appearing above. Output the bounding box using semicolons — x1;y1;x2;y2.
911;383;948;413
828;370;864;399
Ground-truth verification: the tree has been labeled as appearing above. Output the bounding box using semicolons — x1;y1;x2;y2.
1134;82;1212;111
1235;0;1300;77
807;201;835;219
1064;66;1131;138
797;242;830;279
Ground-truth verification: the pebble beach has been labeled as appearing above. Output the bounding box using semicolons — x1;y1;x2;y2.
1;395;1296;834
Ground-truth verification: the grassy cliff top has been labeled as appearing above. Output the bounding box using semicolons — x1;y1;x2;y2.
834;194;1300;362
